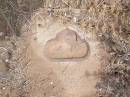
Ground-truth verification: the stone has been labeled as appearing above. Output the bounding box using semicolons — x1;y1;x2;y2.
44;28;89;60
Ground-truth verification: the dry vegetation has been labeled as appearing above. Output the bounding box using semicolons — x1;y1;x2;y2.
0;0;130;97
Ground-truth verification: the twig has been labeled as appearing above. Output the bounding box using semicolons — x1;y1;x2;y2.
0;9;15;34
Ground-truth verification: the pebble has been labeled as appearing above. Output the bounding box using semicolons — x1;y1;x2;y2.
50;81;54;85
50;96;55;97
2;87;6;90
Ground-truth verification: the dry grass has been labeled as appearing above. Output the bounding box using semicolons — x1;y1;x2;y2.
0;0;130;97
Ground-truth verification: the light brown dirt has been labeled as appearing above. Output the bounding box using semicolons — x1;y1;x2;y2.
22;15;110;97
0;0;130;97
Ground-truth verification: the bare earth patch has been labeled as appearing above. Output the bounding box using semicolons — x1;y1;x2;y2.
0;0;130;97
22;14;110;97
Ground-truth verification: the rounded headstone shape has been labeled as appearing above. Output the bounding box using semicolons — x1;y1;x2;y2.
44;28;89;60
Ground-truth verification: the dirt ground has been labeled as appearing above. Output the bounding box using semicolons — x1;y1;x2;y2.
0;11;110;97
20;14;110;97
0;0;130;97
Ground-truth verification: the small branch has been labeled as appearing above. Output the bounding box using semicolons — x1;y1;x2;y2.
0;9;15;34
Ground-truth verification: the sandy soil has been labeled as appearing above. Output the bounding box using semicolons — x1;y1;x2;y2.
22;15;110;97
0;0;130;97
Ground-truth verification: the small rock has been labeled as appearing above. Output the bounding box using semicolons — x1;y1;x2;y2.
50;81;54;85
2;87;6;90
50;96;55;97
